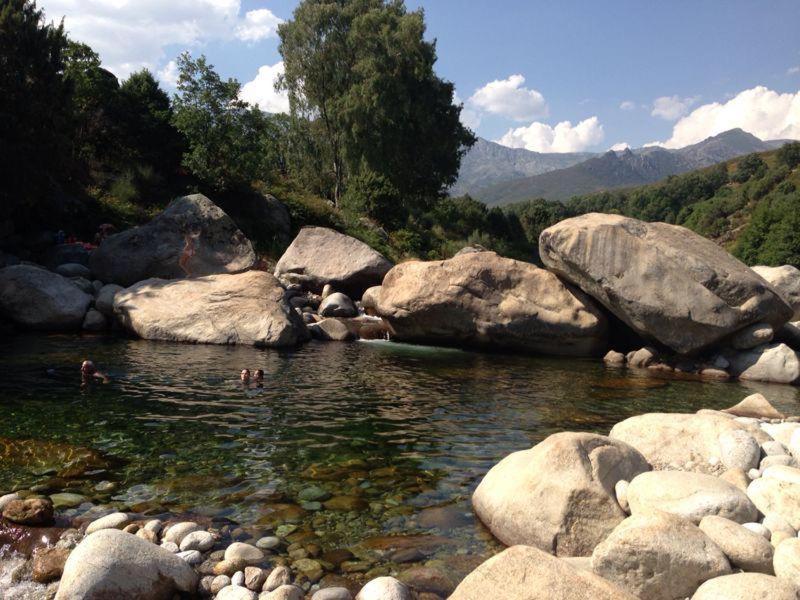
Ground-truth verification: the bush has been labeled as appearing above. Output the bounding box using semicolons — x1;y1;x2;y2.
777;142;800;169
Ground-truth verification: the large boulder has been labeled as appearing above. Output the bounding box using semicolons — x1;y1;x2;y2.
90;194;255;286
609;412;769;473
450;545;637;600
375;251;609;356
55;528;198;599
539;213;793;354
626;471;758;524
692;573;800;600
472;432;649;556
0;265;91;330
753;265;800;320
114;271;308;347
274;227;392;298
591;511;731;600
726;343;800;384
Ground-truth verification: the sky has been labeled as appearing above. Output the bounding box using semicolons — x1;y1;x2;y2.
39;0;800;154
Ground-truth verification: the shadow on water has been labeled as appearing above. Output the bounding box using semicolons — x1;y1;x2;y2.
0;333;798;556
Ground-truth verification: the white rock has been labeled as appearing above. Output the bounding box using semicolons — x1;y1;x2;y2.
244;566;266;591
615;480;630;513
789;429;800;460
762;423;800;447
161;541;179;553
742;522;771;539
764;514;797;538
747;476;800;529
177;550;202;565
719;430;761;471
692;572;800;600
761;455;797;470
312;588;353;600
143;519;163;534
355;577;413;600
162;521;200;546
232;571;245;586
763;465;800;485
749;468;762;480
699;516;774;574
217;585;257;600
260;585;304;600
179;530;215;552
763;441;789;456
85;512;130;535
728;343;800;385
773;538;800;587
263;565;292;592
225;542;264;565
54;528;197;599
211;575;231;594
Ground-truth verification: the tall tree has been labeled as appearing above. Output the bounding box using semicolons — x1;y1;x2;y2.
0;0;71;219
278;0;474;210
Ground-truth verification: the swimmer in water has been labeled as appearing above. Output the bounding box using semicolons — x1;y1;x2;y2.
240;369;251;384
80;360;109;384
254;369;264;385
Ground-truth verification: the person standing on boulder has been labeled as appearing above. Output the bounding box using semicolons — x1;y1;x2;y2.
179;228;200;277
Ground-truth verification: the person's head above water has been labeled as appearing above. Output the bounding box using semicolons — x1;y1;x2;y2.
254;369;264;382
80;360;96;375
240;369;251;383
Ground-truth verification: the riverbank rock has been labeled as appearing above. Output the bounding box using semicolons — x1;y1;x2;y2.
722;393;785;419
0;265;91;330
591;511;731;600
753;265;800;320
774;538;800;587
726;343;800;384
692;572;800;600
375;251;609;356
698;516;774;574
95;284;124;317
355;577;412;600
450;545;636;600
55;528;198;599
472;432;649;556
626;470;758;524
90;194;255;287
2;497;54;525
114;271;308;347
274;227;392;298
319;292;357;318
539;213;793;354
308;318;355;342
747;471;800;529
609;412;767;473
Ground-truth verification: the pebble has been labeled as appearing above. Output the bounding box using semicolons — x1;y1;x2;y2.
211;575;232;594
763;441;789;456
180;530;215;552
312;588;352;600
232;571;246;586
161;541;179;553
256;536;281;550
0;493;20;511
217;586;257;600
260;585;304;600
719;430;761;471
742;522;771;539
136;528;158;544
143;519;163;534
749;468;762;480
615;480;629;512
215;558;249;576
225;542;264;565
263;565;292;592
85;512;130;535
163;521;201;545
245;566;267;591
178;550;203;565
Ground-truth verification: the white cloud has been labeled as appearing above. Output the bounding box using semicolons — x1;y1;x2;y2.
655;86;800;148
651;95;698;120
789;66;800;76
619;100;636;111
240;61;289;113
39;0;282;79
468;74;548;122
235;8;282;43
496;116;604;153
609;142;630;151
158;60;179;89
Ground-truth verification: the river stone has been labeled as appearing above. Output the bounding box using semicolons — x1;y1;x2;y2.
261;585;304;600
162;521;201;545
225;542;264;565
308;318;354;342
720;468;750;491
211;575;231;594
95;284;123;317
274;227;392;298
627;470;757;524
604;350;626;365
748;475;800;529
244;566;266;591
692;572;799;600
723;393;786;419
32;546;70;583
256;536;280;550
361;286;381;315
56;262;91;278
177;550;202;565
3;497;54;525
763;423;800;448
161;541;179;553
82;308;107;331
753;265;800;321
217;586;257;600
90;194;255;286
610;412;769;473
698;515;774;574
114;271;308;347
55;528;197;599
180;530;215;552
743;522;771;539
591;511;731;600
318;293;357;318
85;512;130;534
727;343;800;384
774;538;800;587
355;577;413;600
472;432;650;556
264;565;292;591
376;251;609;356
0;265;92;330
539;213;793;354
451;545;636;600
312;588;353;600
719;430;761;471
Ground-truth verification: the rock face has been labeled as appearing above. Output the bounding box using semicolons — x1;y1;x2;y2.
609;412;768;473
375;251;609;356
114;271;308;347
539;213;793;354
753;265;800;320
472;432;650;556
727;343;800;384
0;265;91;330
591;511;731;600
692;573;800;600
274;227;392;298
55;528;198;599
90;194;255;286
626;471;758;524
450;545;637;600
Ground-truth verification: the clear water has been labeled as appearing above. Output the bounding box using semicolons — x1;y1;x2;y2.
0;333;798;566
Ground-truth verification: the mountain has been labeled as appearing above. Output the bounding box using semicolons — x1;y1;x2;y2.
448;138;593;196
457;129;784;206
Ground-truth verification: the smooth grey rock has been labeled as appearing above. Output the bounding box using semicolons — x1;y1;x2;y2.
318;292;357;318
95;284;123;317
719;430;761;471
162;522;201;546
698;515;774;574
728;343;800;384
85;512;130;535
355;577;413;600
180;530;215;552
224;542;263;565
82;308;107;331
263;565;291;592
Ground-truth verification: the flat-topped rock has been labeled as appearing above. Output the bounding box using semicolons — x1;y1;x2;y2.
472;432;649;556
539;213;793;354
274;227;392;298
114;271;308;347
375;251;609;356
90;194;255;286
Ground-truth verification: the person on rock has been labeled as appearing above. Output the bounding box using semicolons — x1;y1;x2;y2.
179;228;200;277
80;360;109;385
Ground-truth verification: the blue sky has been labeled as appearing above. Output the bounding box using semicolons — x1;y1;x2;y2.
41;0;800;152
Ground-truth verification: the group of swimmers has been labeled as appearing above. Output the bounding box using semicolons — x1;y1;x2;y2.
240;369;264;385
80;360;264;388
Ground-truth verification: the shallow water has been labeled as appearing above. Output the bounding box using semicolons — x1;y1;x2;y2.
0;334;798;566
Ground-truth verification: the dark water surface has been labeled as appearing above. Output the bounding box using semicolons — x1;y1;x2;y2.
1;333;798;566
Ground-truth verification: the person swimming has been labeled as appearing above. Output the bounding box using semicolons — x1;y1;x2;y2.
80;360;109;384
240;369;251;384
254;369;264;383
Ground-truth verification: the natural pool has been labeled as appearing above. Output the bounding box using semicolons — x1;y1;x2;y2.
1;333;798;574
